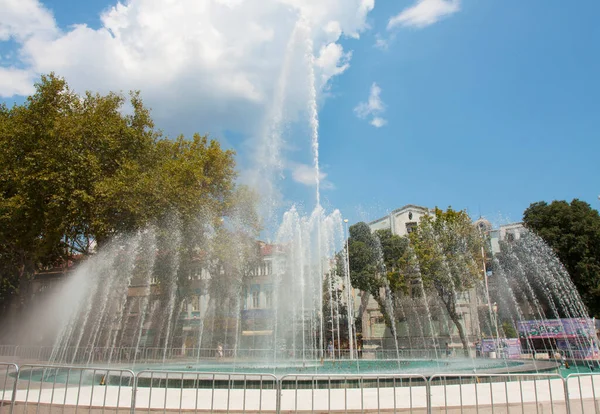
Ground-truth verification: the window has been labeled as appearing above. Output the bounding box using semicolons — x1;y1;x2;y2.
406;222;417;234
371;316;385;325
252;291;260;308
191;296;200;311
266;291;273;308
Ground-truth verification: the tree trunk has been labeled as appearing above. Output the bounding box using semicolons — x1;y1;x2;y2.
359;292;370;338
374;295;395;340
447;307;470;357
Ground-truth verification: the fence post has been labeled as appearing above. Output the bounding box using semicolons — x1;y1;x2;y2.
563;376;571;414
426;376;432;414
8;364;19;414
275;376;282;414
130;371;138;414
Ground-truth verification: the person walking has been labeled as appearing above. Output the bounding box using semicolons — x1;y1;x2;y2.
217;343;223;359
327;341;334;358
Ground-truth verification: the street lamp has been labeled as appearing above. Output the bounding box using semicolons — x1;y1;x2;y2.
479;229;499;357
492;302;501;357
343;218;355;359
492;303;499;334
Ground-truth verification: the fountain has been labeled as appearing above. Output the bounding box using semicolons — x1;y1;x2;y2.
1;16;598;383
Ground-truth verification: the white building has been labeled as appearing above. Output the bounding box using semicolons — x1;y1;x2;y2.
489;222;526;254
368;204;431;236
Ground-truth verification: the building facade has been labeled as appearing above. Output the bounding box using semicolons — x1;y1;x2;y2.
488;222;526;254
179;241;281;353
368;204;431;236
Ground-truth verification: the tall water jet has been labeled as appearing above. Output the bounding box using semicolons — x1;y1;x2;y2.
250;20;301;229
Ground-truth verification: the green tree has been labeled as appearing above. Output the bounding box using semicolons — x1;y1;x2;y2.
347;224;414;337
375;229;413;295
322;271;348;347
0;74;242;316
523;199;600;317
501;320;518;338
347;222;384;328
410;207;483;355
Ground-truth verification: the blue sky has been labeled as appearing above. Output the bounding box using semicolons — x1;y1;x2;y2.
1;0;599;228
321;0;600;224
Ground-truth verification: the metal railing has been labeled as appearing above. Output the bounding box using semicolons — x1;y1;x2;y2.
429;372;567;413
279;373;428;413
10;364;135;414
566;373;600;413
0;364;18;414
135;370;278;412
1;362;600;413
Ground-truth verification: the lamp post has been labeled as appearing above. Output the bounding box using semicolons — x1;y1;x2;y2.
492;302;501;357
479;227;501;358
343;218;355;359
480;239;497;352
492;302;499;335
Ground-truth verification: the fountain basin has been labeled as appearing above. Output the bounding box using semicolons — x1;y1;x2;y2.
15;358;561;388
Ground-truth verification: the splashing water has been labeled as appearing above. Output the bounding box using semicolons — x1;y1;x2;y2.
8;16;598;373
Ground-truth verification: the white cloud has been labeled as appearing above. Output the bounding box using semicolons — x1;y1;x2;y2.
0;0;375;135
354;82;387;127
0;67;36;96
355;83;384;117
289;162;334;189
0;0;57;42
291;163;326;186
374;35;389;50
370;117;387;128
388;0;459;30
315;43;352;84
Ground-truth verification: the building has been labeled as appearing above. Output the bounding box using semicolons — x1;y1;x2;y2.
239;242;279;350
488;222;526;254
368;204;430;236
179;241;281;352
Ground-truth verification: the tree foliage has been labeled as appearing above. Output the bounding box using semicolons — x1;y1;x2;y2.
523;199;600;317
409;207;483;354
0;74;247;312
375;229;412;295
322;272;348;346
347;222;383;297
346;222;384;336
501;320;518;338
347;224;413;335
